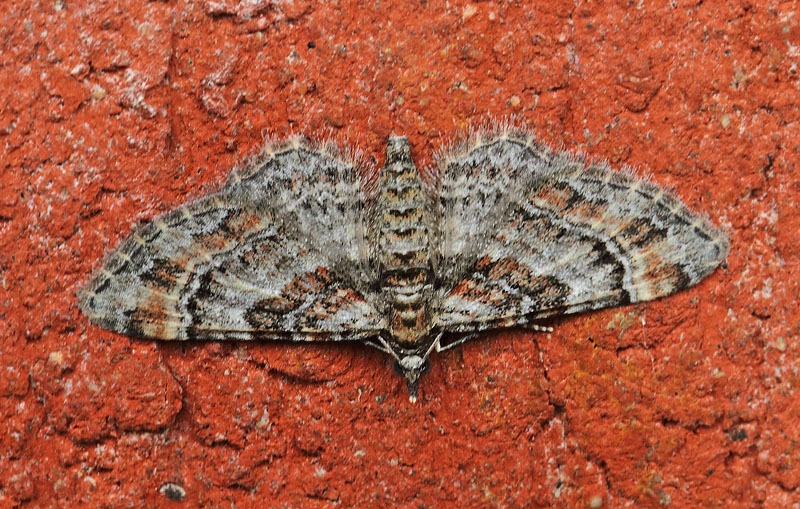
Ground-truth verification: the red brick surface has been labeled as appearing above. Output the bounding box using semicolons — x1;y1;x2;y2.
1;1;798;506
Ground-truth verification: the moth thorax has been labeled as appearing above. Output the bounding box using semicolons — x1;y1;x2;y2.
377;136;433;346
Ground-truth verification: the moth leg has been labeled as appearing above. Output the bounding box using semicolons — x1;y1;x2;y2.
436;332;481;352
422;331;444;358
524;323;554;333
436;322;554;352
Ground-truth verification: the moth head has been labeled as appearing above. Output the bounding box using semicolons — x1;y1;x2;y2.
393;354;431;403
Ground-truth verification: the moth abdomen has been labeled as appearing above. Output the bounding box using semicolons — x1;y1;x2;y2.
376;136;435;348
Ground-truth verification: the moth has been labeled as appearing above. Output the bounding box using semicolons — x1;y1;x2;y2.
78;126;729;402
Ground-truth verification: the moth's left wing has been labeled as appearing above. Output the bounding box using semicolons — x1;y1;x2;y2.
431;129;729;333
78;138;385;341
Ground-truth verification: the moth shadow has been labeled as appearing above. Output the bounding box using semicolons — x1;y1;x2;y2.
154;336;388;386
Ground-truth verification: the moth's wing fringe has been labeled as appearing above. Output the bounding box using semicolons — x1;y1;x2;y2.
228;132;370;185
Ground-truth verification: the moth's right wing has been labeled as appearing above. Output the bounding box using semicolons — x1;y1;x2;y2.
78;138;386;341
430;128;728;334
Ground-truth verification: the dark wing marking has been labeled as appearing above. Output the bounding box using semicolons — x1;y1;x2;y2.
431;129;729;331
78;138;384;340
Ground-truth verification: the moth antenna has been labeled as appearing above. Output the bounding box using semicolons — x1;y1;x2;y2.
375;334;401;362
